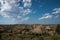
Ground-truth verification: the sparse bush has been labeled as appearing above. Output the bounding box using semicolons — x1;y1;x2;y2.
56;24;60;34
52;33;57;40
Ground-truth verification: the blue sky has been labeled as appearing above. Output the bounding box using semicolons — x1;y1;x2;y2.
0;0;60;24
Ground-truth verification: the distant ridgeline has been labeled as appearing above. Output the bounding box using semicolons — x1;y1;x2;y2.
0;24;57;34
0;24;60;40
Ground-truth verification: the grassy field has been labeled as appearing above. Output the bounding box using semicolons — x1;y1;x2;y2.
0;24;60;40
0;32;60;40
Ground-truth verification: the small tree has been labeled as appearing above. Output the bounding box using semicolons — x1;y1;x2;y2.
56;24;60;34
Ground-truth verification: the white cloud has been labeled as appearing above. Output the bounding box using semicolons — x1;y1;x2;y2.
23;9;32;15
52;8;60;14
19;0;32;16
0;0;13;18
24;2;31;7
38;7;60;21
14;17;30;23
21;17;30;22
23;0;31;3
23;17;29;21
0;0;4;5
7;0;17;4
0;0;32;24
0;12;11;18
39;13;52;20
23;0;31;8
0;0;19;19
20;8;32;16
17;15;21;19
19;7;23;9
0;0;12;12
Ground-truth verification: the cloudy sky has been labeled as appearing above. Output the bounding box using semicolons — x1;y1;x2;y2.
0;0;60;24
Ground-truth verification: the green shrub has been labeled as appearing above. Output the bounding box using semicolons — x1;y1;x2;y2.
56;24;60;34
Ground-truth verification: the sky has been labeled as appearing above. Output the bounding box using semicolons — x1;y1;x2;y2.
0;0;60;24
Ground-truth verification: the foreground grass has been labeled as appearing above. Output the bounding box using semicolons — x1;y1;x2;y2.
1;32;60;40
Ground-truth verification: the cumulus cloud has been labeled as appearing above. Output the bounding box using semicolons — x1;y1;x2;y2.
38;7;60;20
52;8;60;14
23;0;31;8
17;15;21;19
19;0;32;16
0;0;32;24
23;2;31;7
38;13;52;20
19;7;32;16
51;7;60;18
23;0;31;3
0;0;11;12
0;12;10;18
0;0;16;19
21;9;32;16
